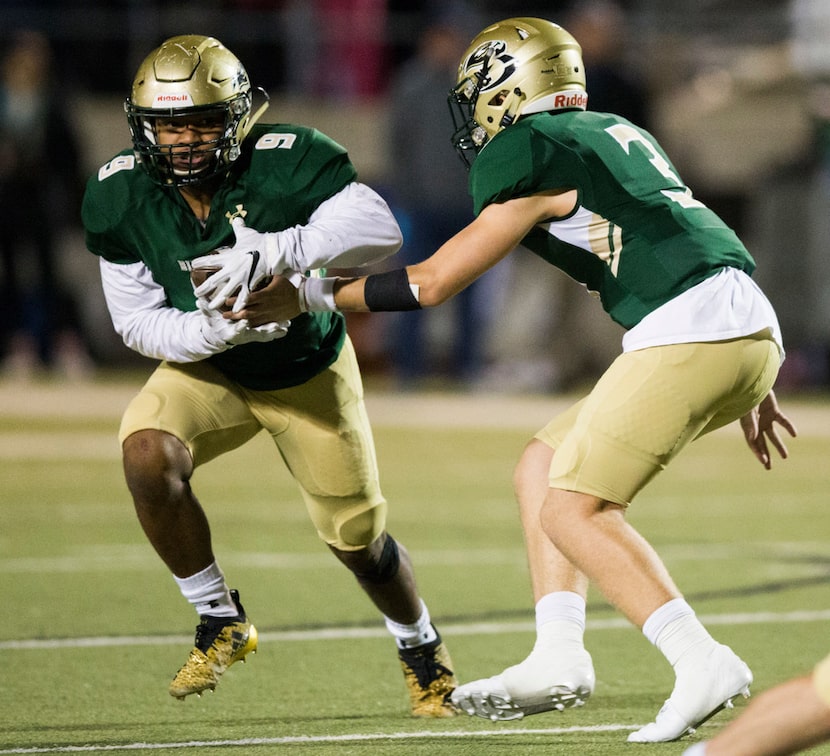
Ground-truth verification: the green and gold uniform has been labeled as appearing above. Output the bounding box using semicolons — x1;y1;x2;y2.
470;111;782;505
83;123;352;390
82;124;396;549
471;110;755;330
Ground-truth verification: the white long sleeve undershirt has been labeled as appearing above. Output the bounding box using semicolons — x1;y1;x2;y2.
98;181;402;363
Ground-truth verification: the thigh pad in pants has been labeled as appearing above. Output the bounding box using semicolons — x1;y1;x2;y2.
240;338;388;551
536;335;780;505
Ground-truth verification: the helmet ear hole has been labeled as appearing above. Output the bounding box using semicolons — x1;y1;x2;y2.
488;90;509;107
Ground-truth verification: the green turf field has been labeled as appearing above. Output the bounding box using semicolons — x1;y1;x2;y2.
1;378;828;755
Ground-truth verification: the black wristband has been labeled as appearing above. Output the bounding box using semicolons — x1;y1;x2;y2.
364;269;421;312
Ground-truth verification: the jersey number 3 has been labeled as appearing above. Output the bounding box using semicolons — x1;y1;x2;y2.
604;123;706;210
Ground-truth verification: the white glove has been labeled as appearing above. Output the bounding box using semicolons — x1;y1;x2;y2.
200;306;289;349
192;217;282;311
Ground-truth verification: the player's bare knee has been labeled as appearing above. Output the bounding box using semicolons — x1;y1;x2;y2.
122;429;192;501
513;439;554;493
539;494;582;545
542;492;619;541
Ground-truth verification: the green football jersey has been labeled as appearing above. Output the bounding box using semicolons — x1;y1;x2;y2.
469;111;755;329
83;123;356;390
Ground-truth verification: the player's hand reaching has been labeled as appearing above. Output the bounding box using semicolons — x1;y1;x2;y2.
199;300;289;348
739;389;797;469
225;274;304;326
192;217;283;311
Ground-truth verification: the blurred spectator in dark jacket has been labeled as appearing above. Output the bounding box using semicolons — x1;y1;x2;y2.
0;29;93;379
565;0;651;128
385;3;507;387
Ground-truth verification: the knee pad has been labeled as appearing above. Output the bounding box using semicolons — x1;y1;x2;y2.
321;496;387;550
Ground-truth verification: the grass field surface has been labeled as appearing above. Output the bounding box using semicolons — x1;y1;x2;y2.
1;376;828;755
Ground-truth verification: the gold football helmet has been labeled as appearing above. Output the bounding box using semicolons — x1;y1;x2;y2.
125;35;268;186
449;18;587;166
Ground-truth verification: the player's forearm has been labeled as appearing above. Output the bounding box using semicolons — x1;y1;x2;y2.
117;307;225;362
100;258;226;361
332;277;370;312
296;268;422;314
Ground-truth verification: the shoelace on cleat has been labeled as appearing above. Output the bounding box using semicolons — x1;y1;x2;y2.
401;644;452;689
193;615;240;653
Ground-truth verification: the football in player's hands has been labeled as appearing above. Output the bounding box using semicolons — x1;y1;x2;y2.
190;261;222;290
189;252;271;295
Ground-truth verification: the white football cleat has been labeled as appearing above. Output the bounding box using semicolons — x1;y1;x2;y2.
628;643;752;743
450;648;595;721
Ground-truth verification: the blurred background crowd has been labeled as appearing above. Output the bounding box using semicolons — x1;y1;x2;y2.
0;0;828;394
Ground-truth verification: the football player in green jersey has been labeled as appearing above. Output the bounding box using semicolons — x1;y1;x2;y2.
222;18;799;743
81;35;457;717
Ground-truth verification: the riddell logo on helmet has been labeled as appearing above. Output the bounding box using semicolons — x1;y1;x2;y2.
553;91;588;109
153;93;194;106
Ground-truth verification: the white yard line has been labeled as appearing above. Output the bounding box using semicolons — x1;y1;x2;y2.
2;608;829;651
0;725;642;754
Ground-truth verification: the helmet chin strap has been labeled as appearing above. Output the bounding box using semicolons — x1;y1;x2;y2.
497;87;526;131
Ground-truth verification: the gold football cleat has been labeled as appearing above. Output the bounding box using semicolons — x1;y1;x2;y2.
398;631;458;718
169;590;257;700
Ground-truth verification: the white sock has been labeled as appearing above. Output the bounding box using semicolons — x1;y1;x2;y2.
533;591;586;652
535;591;586;631
500;592;590;692
385;599;438;649
642;598;714;668
173;562;237;617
